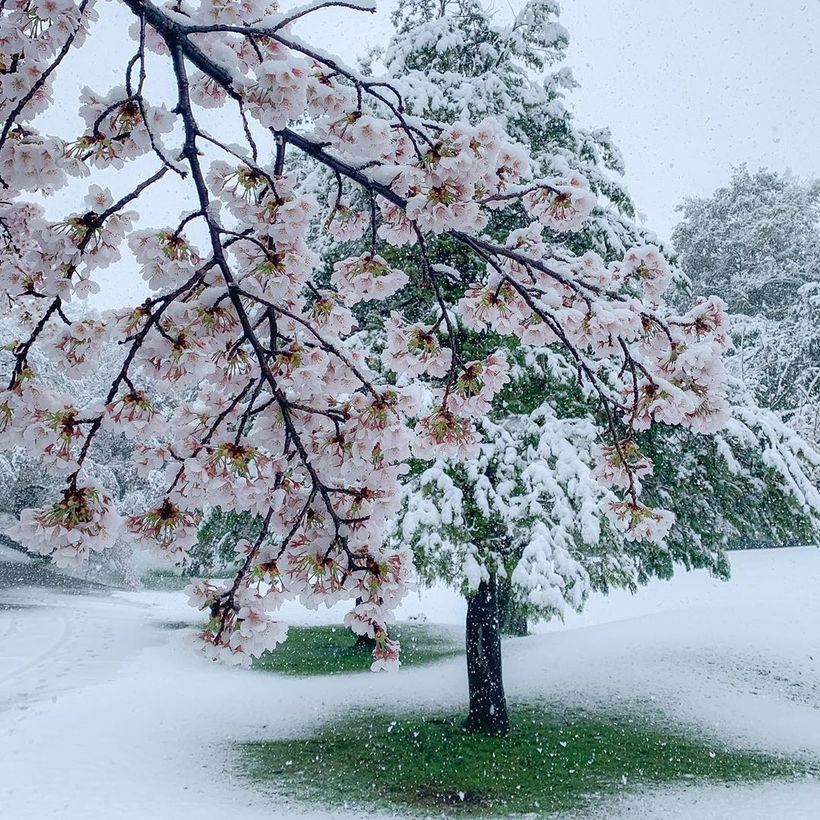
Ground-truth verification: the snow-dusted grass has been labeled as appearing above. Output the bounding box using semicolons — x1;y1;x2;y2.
139;568;196;591
1;547;820;819
242;705;809;816
252;624;460;676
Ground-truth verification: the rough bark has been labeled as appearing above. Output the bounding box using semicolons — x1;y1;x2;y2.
465;574;510;735
497;574;528;636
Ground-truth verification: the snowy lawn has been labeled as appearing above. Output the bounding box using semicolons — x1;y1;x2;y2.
242;706;807;816
1;546;819;819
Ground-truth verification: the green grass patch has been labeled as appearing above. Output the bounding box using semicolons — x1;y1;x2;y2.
252;623;460;676
140;570;237;590
140;569;193;591
242;706;815;816
156;620;198;631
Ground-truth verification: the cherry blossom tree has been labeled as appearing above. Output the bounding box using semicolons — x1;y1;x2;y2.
1;0;729;732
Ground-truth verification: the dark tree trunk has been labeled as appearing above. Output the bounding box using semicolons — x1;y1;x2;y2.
465;574;510;735
353;632;377;650
352;597;377;650
497;574;528;637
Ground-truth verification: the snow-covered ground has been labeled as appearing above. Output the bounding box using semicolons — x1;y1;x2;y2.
0;545;31;563
1;547;819;819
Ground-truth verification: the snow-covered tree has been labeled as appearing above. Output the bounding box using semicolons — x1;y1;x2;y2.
371;0;654;261
186;508;260;575
1;0;730;738
673;165;820;318
372;0;820;732
397;353;820;731
673;167;820;441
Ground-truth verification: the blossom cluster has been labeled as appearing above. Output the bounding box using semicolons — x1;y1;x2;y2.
7;483;120;568
522;174;596;232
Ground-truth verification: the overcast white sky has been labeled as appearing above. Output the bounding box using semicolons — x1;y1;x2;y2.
299;0;820;239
